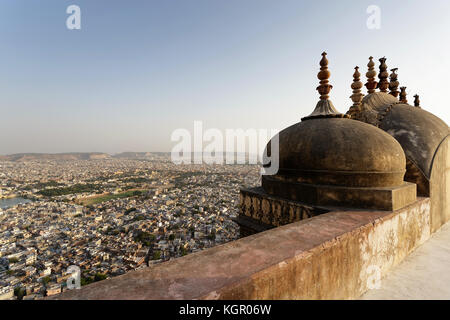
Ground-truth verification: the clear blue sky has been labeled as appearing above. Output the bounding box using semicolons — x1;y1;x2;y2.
0;0;449;154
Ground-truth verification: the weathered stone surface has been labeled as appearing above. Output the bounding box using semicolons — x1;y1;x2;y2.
236;187;327;235
349;92;449;196
430;136;450;232
380;104;449;180
267;118;407;188
405;158;429;196
49;198;430;300
362;221;450;300
262;177;416;211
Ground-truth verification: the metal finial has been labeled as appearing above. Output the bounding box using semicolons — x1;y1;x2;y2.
378;57;389;92
316;52;332;100
365;56;378;94
399;87;408;104
389;68;400;97
414;94;421;108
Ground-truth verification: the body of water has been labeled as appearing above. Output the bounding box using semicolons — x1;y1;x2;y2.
0;197;32;209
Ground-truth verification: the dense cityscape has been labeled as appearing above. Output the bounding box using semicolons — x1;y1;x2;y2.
0;153;260;300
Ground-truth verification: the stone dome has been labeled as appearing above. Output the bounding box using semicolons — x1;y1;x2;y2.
264;117;406;188
351;90;449;195
259;53;416;211
380;104;448;178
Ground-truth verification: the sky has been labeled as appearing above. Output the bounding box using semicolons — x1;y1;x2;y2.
0;0;449;154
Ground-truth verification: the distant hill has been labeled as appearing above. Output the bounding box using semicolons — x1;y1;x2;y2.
0;152;111;162
112;152;152;159
112;152;170;159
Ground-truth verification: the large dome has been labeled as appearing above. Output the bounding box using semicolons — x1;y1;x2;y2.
258;53;416;211
265;117;406;188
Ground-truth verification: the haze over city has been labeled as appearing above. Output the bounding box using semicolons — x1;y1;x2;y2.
1;0;449;154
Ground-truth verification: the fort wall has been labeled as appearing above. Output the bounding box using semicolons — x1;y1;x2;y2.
52;198;430;300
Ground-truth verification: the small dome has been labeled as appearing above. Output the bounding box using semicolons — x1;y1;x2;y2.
362;92;398;108
266;117;406;188
352;91;449;179
380;104;449;178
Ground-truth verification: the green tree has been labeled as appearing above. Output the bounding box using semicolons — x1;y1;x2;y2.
152;251;161;260
42;276;51;285
81;276;94;286
94;273;107;282
207;233;216;241
125;207;137;214
8;257;19;264
14;287;26;300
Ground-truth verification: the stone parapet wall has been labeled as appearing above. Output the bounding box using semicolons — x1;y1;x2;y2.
430;135;450;232
50;198;431;300
239;187;328;230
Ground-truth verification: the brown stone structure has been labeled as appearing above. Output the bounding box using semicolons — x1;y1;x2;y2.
377;57;389;92
365;56;378;94
389;68;400;98
237;187;328;236
236;53;417;235
414;94;421;107
347;66;364;118
399;86;408;103
348;56;449;233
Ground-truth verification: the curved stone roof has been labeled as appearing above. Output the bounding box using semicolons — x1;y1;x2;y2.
361;92;399;108
380;104;449;178
268;117;406;188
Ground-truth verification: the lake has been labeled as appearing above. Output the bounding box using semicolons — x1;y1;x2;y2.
0;197;32;209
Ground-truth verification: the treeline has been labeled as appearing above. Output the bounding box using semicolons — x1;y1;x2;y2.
37;183;101;197
23;180;64;190
81;272;108;286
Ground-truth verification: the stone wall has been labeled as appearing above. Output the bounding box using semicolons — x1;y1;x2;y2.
240;187;327;223
430;136;450;233
51;198;431;300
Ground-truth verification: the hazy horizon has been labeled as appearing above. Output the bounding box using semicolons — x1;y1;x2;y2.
0;151;259;156
1;0;449;154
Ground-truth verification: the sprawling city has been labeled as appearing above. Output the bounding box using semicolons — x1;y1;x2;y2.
0;153;259;299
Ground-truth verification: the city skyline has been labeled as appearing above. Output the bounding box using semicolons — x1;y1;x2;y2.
1;0;449;155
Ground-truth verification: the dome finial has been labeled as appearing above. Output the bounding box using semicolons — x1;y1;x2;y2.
365;56;378;94
389;68;400;97
347;66;364;117
414;94;421;108
399;86;408;103
316;52;332;100
302;52;348;121
378;57;389;92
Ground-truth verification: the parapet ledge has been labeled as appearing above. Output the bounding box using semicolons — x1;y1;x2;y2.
49;198;431;300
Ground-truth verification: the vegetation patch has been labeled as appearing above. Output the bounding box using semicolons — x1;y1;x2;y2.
78;190;147;206
37;183;101;197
